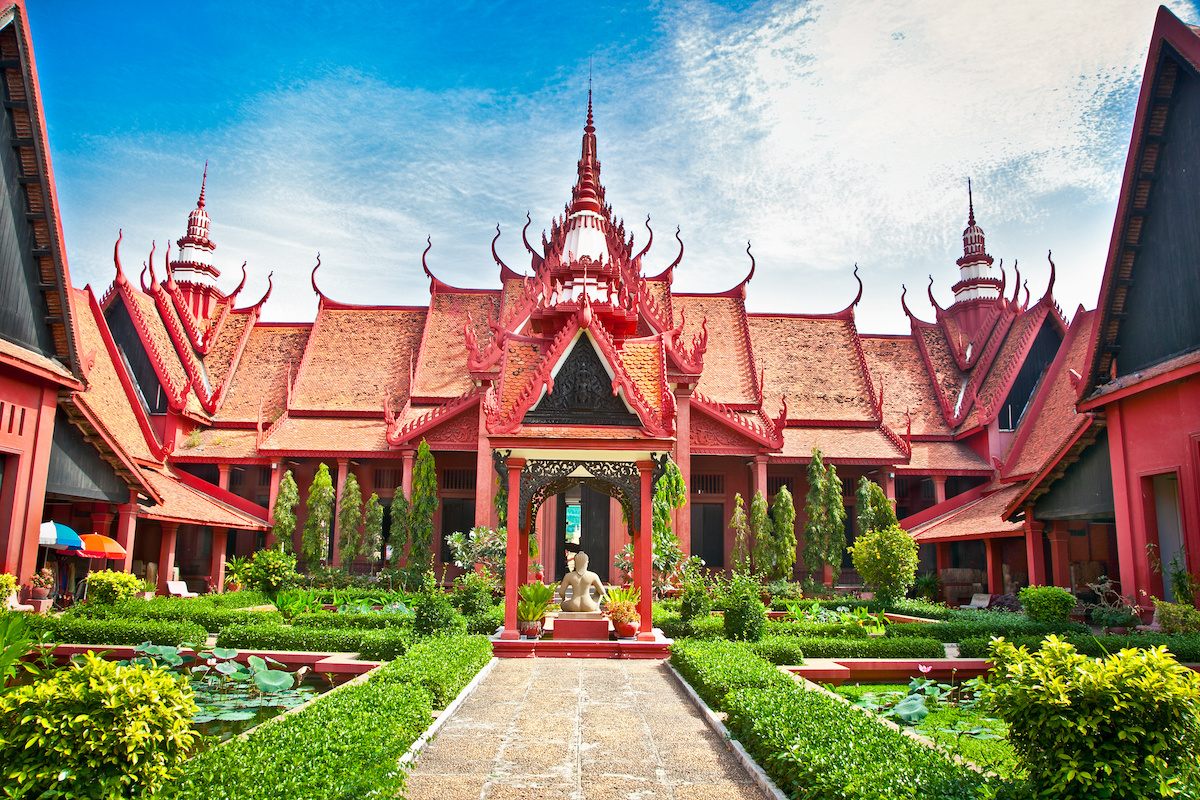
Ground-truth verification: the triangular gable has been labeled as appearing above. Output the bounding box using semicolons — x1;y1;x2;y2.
524;331;642;427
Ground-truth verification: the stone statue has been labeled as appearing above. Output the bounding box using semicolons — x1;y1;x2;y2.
556;551;607;613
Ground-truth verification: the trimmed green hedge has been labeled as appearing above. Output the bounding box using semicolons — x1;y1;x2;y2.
764;619;869;639
465;605;503;636
886;617;1088;643
372;634;492;707
216;624;371;653
958;633;1200;662
655;612;724;641
670;639;792;708
290;611;411;630
69;598;282;632
752;634;945;663
356;629;414;661
17;614;207;646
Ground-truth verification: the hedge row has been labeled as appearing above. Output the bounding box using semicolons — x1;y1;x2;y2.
886;617;1088;642
17;614;208;647
751;634;946;664
165;634;490;800
958;633;1200;662
764;620;869;639
69;599;282;632
465;605;504;636
290;611;411;630
215;623;410;659
671;638;993;798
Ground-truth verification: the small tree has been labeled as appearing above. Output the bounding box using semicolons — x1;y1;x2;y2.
803;448;845;582
849;524;918;603
271;470;299;553
766;486;797;581
302;463;334;568
856;476;897;535
363;493;384;569
337;472;364;567
730;493;751;575
749;491;770;577
651;458;687;588
406;440;439;575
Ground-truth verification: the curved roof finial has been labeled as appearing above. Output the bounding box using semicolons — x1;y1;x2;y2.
997;258;1006;298
849;263;863;308
1011;260;1021;304
229;262;248;301
310;253;323;296
1022;280;1030;309
927;274;943;314
667;226;684;270
491;224;511;273
521;212;542;259
743;241;756;284
251;271;274;309
113;229;126;281
422;236;433;279
1041;250;1056;303
900;284;914;319
635;215;654;260
145;241;158;287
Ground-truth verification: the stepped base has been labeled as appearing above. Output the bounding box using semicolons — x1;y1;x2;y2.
491;628;672;659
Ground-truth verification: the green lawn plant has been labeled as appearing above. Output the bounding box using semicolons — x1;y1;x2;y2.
981;635;1200;798
1155;598;1200;635
85;568;145;605
1018;585;1077;622
248;547;299;597
723;571;767;642
849;523;919;604
516;581;556;623
729;493;752;575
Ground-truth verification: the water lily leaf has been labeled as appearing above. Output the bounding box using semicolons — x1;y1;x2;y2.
215;661;240;675
247;655;268;673
217;710;258;722
891;694;929;723
253;669;294;693
212;647;239;660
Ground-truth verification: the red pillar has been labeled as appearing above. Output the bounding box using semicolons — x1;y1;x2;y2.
265;459;282;549
13;384;58;585
210;529;228;593
500;458;525;640
91;505;116;571
401;449;415;502
935;542;950;574
1024;514;1046;586
115;490;138;573
674;388;692;556
984;538;1003;595
752;454;768;498
1108;403;1141;602
158;522;179;594
882;470;896;510
218;464;231;491
1048;522;1071;590
332;459;349;567
476;402;496;529
932;476;947;505
636;460;655;640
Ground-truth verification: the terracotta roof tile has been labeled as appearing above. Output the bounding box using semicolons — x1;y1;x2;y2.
499;341;541;415
974;306;1048;416
620;340;664;414
291;308;426;414
1006;312;1095;478
860;336;951;436
902;441;991;473
411;292;500;399
139;467;268;529
124;288;190;397
202;311;250;391
500;279;528;327
779;427;906;463
215;325;310;422
916;323;967;418
909;484;1024;541
174;428;259;460
259;417;391;453
70;288;158;463
674;296;756;405
749;316;875;422
0;336;74;380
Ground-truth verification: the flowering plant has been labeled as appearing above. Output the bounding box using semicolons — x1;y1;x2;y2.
30;568;54;590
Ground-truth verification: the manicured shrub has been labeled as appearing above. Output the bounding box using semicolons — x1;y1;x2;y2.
246;547;300;596
723;574;767;642
885;617;1087;643
981;636;1200;798
465;605;504;636
355;628;414;661
679;587;712;622
291;610;411;630
0;651;199;798
69;597;283;632
372;634;492;706
655;610;688;640
755;634;946;661
958;633;1200;663
450;571;496;617
1155;598;1200;635
84;569;145;605
765;619;869;639
669;639;791;708
412;584;466;636
21;615;207;646
216;623;373;653
1017;585;1077;622
849;523;918;604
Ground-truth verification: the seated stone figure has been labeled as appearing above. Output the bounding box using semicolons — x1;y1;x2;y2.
556;551;607;613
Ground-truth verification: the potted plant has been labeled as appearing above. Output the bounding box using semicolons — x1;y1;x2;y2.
516;581;555;638
605;585;641;638
1092;606;1141;635
224;555;251;593
140;579;158;600
29;568;54;600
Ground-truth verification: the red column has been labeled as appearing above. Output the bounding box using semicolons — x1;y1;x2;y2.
476;402;495;529
158;522;179;594
210;529;228;593
674;388;692;556
90;505;114;536
332;459;349;567
218;464;231;491
752;454;768;498
935;543;950;574
1108;403;1141;602
115;490;138;573
265;459;282;549
882;470;896;510
401;449;415;502
1024;515;1046;586
1048;522;1071;590
984;538;1003;595
501;458;525;640
13;384;58;584
636;460;655;640
932;476;947;505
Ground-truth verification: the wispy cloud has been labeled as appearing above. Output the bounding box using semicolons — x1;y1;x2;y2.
53;0;1197;331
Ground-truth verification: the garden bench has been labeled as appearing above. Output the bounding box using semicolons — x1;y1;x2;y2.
964;593;992;610
166;580;198;598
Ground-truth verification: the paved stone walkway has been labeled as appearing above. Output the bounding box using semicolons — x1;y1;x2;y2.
404;658;768;800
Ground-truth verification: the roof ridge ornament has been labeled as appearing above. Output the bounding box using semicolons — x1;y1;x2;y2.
1041;250;1056;305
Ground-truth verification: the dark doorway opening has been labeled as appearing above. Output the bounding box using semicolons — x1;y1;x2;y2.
555;484;610;584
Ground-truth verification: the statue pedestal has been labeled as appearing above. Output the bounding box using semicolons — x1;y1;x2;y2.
553;612;610;640
556;611;604;620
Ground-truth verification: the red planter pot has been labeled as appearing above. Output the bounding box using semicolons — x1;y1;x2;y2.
517;619;544;639
613;619;639;639
30;586;50;600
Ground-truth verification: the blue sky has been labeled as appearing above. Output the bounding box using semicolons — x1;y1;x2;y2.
29;0;1200;332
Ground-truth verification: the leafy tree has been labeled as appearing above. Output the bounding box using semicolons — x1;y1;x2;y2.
729;493;751;575
301;463;334;568
651;458;687;586
856;476;898;535
764;486;797;581
406;440;439;575
849;523;918;603
363;493;384;567
803;448;846;582
749;491;770;577
271;470;299;553
337;472;364;567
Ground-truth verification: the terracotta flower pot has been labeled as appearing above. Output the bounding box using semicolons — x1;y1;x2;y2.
613;619;639;639
517;619;543;639
30;586;50;600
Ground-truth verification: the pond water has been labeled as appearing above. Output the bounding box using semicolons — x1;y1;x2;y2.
191;671;354;746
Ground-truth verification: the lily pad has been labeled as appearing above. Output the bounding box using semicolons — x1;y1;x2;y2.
211;647;239;660
253;669;294;693
891;694;929;723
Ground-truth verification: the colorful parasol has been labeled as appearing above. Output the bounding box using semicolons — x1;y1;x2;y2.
38;521;84;550
78;533;127;560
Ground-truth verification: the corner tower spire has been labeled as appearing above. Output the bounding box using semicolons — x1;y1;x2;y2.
171;162;219;283
560;90;609;263
952;179;999;303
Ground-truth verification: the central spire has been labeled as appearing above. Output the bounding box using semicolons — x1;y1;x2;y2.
570;89;602;215
172;162;219;283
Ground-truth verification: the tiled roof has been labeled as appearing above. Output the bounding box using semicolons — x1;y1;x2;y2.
674;296;757;405
620;340;664;414
909;484;1024;542
411;292;499;399
260;417;391;453
859;336;950;436
1006;312;1095;478
138;467;268;529
499;341;542;414
499;425;652;440
0;336;75;381
70;287;158;463
174;428;259;460
915;323;967;419
214;325;310;422
972;305;1049;424
749;315;876;423
291;308;426;414
500;279;529;329
902;441;991;473
202;311;250;391
122;287;191;401
778;427;906;463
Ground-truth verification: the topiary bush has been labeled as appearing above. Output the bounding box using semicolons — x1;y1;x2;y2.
981;636;1200;798
679;587;712;622
84;569;145;605
849;523;919;604
291;611;411;630
723;574;767;642
754;634;946;662
465;605;504;636
1017;585;1077;623
958;633;1200;663
372;634;492;706
670;639;791;708
246;547;300;597
450;571;496;618
355;628;414;661
1155;598;1200;635
412;590;466;636
0;651;199;797
764;619;869;639
215;623;374;653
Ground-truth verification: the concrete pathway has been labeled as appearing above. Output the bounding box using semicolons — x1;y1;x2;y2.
404;658;768;800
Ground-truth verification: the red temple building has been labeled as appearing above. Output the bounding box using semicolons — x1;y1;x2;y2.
3;0;1197;627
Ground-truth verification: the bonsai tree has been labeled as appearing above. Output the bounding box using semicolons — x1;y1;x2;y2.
271;469;299;552
406;440;439;576
803;448;846;584
729;493;751;575
336;472;364;567
301;464;334;568
849;523;918;603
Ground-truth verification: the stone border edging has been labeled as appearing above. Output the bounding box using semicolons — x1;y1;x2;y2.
664;662;790;800
398;656;499;767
